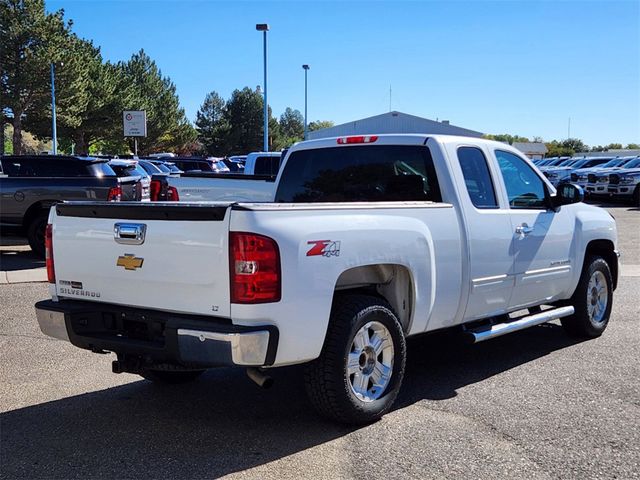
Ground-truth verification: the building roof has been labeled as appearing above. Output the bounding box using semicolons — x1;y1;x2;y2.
513;142;548;154
307;111;483;139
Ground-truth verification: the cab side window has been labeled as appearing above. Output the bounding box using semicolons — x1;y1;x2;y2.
495;150;547;209
457;147;498;208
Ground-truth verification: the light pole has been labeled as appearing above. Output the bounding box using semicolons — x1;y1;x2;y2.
256;23;269;152
302;64;309;140
50;63;58;154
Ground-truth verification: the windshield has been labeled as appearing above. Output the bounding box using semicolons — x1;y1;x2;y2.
601;159;625;168
110;163;148;178
623;159;640;169
151;162;172;173
557;159;578;167
139;161;162;174
88;162;117;177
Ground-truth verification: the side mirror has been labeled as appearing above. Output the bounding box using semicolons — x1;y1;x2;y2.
551;182;584;209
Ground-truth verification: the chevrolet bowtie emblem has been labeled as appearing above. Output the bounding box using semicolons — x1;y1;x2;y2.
116;254;144;271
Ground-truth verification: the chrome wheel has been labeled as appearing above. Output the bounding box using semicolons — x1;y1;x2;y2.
587;270;608;324
347;320;394;402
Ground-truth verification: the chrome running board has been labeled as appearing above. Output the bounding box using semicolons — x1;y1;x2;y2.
465;306;575;344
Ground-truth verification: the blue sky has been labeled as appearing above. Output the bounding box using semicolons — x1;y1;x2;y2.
47;0;639;146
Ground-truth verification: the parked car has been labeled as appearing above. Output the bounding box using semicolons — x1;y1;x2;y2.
586;157;640;196
36;134;618;424
139;158;183;174
229;155;247;165
169;157;215;172
543;157;612;186
243;151;282;176
606;163;640;205
138;159;169;176
570;157;636;190
150;152;285;202
208;158;231;173
0;155;126;256
108;159;151;202
538;157;571;170
222;158;245;173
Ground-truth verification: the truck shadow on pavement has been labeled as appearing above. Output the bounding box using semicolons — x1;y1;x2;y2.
1;324;581;479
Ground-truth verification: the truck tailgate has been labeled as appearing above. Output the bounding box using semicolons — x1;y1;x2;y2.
51;202;232;317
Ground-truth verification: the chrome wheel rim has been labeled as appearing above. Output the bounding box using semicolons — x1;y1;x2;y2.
347;321;394;402
587;271;608;324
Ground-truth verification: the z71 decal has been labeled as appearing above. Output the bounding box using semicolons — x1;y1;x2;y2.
307;240;341;257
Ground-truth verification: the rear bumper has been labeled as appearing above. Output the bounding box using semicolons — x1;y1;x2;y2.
34;299;278;367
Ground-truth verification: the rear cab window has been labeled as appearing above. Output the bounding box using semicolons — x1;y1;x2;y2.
275;145;441;203
457;147;498;208
254;156;281;176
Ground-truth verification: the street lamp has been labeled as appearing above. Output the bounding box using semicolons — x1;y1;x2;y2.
302;64;310;140
256;23;269;152
50;63;59;155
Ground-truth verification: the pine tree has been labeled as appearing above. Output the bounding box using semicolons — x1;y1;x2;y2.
195;91;228;156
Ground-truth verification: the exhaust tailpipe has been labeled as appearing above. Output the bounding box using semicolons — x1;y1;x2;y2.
247;367;274;389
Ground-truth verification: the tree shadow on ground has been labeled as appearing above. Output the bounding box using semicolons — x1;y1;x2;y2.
0;323;581;479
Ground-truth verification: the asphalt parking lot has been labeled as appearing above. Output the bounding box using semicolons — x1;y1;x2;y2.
1;203;638;479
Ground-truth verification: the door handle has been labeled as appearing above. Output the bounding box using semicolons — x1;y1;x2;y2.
515;223;534;236
114;223;147;245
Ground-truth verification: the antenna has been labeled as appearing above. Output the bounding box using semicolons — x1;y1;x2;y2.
568;117;571;139
389;85;392;112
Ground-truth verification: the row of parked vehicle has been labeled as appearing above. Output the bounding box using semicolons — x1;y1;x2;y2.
533;155;640;204
0;151;283;256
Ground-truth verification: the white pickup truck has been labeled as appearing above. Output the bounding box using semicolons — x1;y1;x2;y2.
35;134;619;424
149;151;284;203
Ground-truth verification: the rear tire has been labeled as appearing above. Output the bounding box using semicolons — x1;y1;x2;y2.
27;213;48;258
140;369;205;384
304;294;406;425
632;185;640;208
561;256;613;338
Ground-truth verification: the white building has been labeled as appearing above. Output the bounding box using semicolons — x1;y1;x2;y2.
307;111;483;140
512;142;548;160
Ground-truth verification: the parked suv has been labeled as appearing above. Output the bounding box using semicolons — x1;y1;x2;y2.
0;155;128;256
108;160;151;201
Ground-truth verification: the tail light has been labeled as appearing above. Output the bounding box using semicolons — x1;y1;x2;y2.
107;185;122;201
337;135;378;145
166;186;179;201
150;180;161;201
45;224;55;283
230;232;281;304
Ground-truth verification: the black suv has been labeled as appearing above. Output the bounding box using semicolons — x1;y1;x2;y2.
0;155;136;257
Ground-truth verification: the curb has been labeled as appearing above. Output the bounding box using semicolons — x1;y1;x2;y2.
0;268;47;284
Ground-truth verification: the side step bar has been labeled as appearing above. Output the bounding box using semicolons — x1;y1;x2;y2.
465;306;575;344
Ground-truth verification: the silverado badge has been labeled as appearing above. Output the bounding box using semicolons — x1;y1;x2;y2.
116;254;144;271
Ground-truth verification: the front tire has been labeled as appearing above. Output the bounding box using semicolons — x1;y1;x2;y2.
304;294;406;425
561;256;613;338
